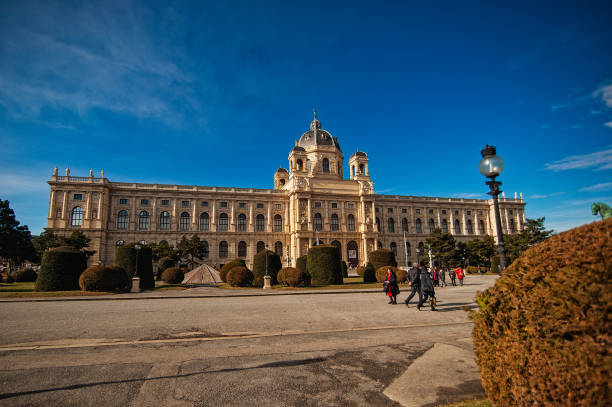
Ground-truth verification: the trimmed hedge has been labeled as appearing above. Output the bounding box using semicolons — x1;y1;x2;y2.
252;250;281;287
490;255;500;274
395;268;407;283
368;249;397;270
296;255;307;273
220;258;246;283
161;267;185;284
115;243;155;289
375;266;403;283
226;266;253;287
277;267;311;287
471;218;611;407
79;265;129;292
358;263;376;283
341;261;348;278
36;246;87;291
12;267;37;282
307;244;343;285
157;257;175;274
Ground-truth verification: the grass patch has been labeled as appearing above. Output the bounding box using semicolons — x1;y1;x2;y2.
440;399;492;407
154;284;188;291
218;276;389;290
0;282;111;298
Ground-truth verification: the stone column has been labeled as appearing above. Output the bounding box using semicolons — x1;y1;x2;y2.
211;200;217;231
85;192;91;220
285;203;290;232
61;191;68;219
49;190;56;218
152;198;157;231
307;198;312;229
248;202;253;232
230;201;236;232
449;210;454;235
267;204;271;232
340;201;346;232
462;210;466;235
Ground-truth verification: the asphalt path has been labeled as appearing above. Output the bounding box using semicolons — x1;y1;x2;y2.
0;275;497;406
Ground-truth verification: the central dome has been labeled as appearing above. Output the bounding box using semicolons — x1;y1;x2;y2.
296;116;341;150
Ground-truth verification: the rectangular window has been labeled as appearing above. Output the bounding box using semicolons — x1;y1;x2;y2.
347;203;354;209
239;202;246;208
429;209;434;214
331;203;338;209
274;204;282;209
442;210;446;214
314;202;322;208
182;200;190;207
92;209;97;219
140;199;149;205
56;209;62;218
73;193;83;201
415;209;420;214
467;210;471;215
257;203;264;208
387;208;393;213
402;208;407;213
119;198;128;205
220;202;228;208
375;207;379;212
161;199;170;206
509;210;513;215
455;210;459;215
201;201;208;207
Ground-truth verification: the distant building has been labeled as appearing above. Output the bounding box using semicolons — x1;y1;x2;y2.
45;114;525;268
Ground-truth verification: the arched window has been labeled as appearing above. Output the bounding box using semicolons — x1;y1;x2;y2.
428;218;435;233
237;213;247;231
238;241;247;257
376;217;381;232
359;163;365;175
347;214;356;231
402;218;408;232
510;219;516;233
273;214;282;232
117;210;128;230
200;212;210;231
405;241;411;256
322;158;330;173
256;214;265;231
467;219;473;234
71;206;83;226
314;213;323;231
139;210;150;230
218;213;228;231
219;241;228;258
479;220;485;234
454;219;461;234
441;219;448;233
296;159;303;170
390;242;397;256
331;240;341;250
387;218;395;233
418;242;425;257
415;218;422;233
274;241;283;256
159;211;170;230
351;166;355;177
330;213;339;231
180;212;190;231
257;241;265;253
202;241;209;257
377;240;383;249
306;159;311;173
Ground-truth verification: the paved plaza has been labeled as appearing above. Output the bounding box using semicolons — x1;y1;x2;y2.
0;275;497;406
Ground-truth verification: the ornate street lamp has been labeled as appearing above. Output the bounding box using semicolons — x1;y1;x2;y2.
478;145;508;273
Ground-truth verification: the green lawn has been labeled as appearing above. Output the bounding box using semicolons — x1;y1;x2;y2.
0;282;111;298
219;276;386;290
440;399;492;407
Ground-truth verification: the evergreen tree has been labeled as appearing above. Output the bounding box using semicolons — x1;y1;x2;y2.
426;228;457;268
504;217;554;263
0;199;35;270
149;240;178;262
32;230;95;259
177;235;205;269
465;235;496;267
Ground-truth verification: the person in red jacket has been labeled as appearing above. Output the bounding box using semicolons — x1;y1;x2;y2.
455;267;465;286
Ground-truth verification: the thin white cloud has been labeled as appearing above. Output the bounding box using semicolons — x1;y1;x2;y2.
529;192;565;199
593;83;612;108
0;173;49;195
451;193;484;198
579;182;612;192
543;148;612;172
604;122;612;128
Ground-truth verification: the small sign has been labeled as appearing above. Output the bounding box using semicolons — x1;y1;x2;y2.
348;250;357;259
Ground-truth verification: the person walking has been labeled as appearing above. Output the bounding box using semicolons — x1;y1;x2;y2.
432;267;439;287
404;263;422;307
418;266;437;311
439;266;446;287
449;267;456;286
456;266;465;286
384;267;399;304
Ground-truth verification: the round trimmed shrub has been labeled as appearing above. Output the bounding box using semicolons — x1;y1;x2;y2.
296;255;307;273
471;219;611;407
341;261;348;278
375;266;403;283
157;257;175;274
226;266;253;287
220;258;246;282
36;246;87;291
115;243;155;289
359;263;376;283
252;250;281;287
12;267;37;282
79;265;129;292
277;267;311;287
395;268;407;283
161;267;185;284
307;244;343;285
368;249;397;270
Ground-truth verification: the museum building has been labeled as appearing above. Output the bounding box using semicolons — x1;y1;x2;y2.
45;114;526;269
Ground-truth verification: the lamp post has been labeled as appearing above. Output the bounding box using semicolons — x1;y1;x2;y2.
131;243;142;293
263;244;271;289
478;144;508;274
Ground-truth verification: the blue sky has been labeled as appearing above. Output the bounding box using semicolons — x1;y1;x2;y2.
1;0;611;235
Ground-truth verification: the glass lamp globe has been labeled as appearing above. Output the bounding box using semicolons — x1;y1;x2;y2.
479;154;504;178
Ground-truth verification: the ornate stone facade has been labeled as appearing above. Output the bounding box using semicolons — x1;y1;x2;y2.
46;115;526;269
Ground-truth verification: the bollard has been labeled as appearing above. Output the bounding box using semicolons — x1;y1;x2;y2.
131;276;141;293
263;275;272;290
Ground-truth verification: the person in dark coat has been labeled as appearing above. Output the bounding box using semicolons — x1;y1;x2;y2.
419;268;437;311
384;268;399;304
449;267;456;286
432;267;439;287
439;267;446;287
404;264;422;307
